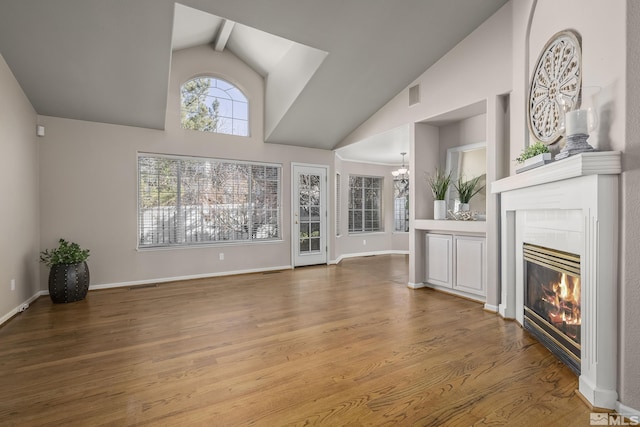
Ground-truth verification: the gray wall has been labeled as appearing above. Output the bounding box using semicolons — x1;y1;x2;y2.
36;45;338;288
0;53;40;321
34;44;405;291
333;159;409;261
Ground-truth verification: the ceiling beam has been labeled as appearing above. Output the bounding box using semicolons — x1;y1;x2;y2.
213;19;235;52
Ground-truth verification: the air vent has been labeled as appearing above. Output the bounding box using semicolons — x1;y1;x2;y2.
409;84;420;106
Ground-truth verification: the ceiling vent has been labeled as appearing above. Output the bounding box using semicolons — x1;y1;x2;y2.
409;84;420;106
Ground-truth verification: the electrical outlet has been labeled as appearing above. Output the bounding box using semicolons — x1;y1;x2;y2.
10;279;15;291
363;239;366;246
219;253;224;261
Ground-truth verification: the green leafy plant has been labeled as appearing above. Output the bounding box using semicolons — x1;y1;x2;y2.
454;176;484;204
40;239;90;267
515;142;550;164
426;168;452;200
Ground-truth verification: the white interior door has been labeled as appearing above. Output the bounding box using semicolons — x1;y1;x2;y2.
293;165;327;267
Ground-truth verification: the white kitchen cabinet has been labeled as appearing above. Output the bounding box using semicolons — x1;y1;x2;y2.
425;232;486;300
426;233;453;288
454;235;485;296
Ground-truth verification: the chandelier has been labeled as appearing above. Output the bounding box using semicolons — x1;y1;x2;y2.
391;152;409;181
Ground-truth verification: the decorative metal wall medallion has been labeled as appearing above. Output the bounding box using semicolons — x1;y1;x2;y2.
528;30;582;145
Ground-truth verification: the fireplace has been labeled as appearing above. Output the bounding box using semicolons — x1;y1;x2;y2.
491;152;621;409
523;243;581;374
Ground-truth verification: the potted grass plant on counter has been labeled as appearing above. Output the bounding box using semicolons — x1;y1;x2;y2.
426;168;452;220
454;175;484;212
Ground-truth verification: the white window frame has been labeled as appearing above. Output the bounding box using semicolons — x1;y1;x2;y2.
335;172;341;236
180;76;249;137
348;175;383;233
393;178;409;232
137;153;281;249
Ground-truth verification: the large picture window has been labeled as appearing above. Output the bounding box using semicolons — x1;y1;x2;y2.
180;77;249;136
138;154;280;248
348;175;383;233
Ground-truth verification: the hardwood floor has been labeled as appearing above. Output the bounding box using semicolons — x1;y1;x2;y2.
0;255;592;426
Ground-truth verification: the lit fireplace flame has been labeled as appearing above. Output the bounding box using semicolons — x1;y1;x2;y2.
545;273;581;327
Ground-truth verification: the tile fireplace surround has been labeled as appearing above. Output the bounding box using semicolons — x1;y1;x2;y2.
491;151;621;409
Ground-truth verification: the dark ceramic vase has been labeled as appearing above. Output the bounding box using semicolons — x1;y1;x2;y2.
48;261;90;303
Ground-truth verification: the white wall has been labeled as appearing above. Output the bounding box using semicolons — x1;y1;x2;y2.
333;159;409;262
438;114;486;167
34;44;405;292
37;45;334;288
0;52;40;321
338;4;512;148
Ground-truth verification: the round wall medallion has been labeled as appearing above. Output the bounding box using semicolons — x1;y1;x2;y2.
528;30;582;145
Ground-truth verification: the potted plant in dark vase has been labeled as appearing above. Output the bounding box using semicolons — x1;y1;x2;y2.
40;239;90;303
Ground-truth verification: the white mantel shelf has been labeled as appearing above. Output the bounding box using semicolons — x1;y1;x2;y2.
491;151;621;194
414;219;486;234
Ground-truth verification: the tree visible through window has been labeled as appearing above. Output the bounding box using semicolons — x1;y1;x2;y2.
394;178;409;232
138;154;280;248
180;77;249;136
348;175;382;233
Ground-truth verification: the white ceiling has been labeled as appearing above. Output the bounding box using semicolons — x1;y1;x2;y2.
0;0;508;160
172;4;297;77
335;125;410;166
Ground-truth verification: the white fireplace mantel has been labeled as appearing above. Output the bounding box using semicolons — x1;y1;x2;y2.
491;151;621;193
491;151;621;410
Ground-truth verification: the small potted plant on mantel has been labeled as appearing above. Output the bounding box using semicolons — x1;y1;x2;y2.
426;168;452;220
515;142;552;173
40;239;90;303
454;175;484;212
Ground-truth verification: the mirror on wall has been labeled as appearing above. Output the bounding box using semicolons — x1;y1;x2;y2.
445;142;486;215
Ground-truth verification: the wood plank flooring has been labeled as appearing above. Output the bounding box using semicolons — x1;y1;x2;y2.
0;255;592;426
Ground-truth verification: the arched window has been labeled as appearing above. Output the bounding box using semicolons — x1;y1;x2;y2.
180;77;249;136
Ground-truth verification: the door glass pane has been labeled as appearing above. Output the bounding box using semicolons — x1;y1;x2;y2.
300;206;309;220
296;170;324;258
310;207;320;220
311;222;320;235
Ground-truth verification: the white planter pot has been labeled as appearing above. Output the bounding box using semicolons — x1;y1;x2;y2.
516;152;553;173
434;200;447;220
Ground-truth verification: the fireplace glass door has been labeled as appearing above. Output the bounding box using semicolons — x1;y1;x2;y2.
523;243;581;374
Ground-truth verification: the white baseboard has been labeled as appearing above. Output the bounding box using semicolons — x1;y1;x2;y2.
89;265;294;291
330;250;409;265
616;401;640;421
407;282;426;289
421;282;485;303
483;303;499;312
0;291;48;326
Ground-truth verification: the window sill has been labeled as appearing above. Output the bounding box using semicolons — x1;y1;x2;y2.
137;239;284;252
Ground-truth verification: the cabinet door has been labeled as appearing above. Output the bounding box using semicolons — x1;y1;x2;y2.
426;233;453;288
454;236;485;296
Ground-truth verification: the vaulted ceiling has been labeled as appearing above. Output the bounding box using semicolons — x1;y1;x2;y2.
0;0;507;156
